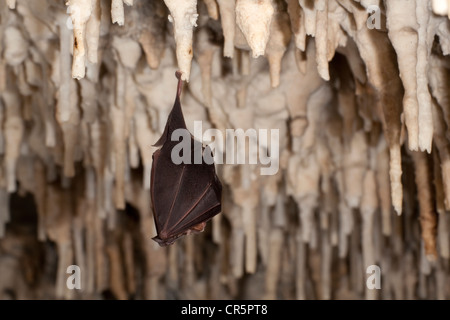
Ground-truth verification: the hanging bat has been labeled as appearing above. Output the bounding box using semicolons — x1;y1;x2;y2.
150;71;222;246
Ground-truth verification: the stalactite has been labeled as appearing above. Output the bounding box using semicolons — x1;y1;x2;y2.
236;0;274;58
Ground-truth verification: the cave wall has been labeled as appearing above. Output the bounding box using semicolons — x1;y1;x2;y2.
0;0;450;299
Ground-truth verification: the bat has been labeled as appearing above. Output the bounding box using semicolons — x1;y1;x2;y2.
150;71;222;246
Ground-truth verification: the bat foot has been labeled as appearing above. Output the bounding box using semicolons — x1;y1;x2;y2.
175;71;183;97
